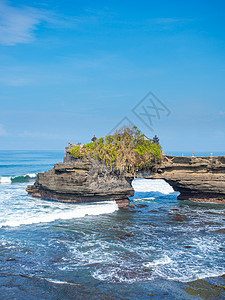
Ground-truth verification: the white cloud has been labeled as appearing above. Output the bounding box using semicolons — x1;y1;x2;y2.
0;124;6;136
0;0;74;45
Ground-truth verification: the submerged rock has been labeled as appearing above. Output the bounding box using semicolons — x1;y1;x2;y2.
184;278;225;299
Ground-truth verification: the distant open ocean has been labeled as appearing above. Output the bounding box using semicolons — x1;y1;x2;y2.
0;151;225;299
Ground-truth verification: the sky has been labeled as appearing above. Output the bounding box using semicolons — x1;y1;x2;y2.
0;0;224;152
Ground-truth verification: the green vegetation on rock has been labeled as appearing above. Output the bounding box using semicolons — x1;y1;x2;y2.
70;126;162;175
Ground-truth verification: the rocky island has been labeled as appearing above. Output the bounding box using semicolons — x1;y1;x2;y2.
27;127;225;206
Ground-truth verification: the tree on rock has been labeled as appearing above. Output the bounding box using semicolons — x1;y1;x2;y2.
70;126;162;177
152;135;159;144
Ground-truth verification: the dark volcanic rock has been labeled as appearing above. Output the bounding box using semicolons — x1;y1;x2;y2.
26;158;134;207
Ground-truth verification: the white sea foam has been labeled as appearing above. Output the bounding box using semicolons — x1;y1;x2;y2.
44;278;80;285
0;176;11;184
1;171;225;285
92;267;145;284
132;197;155;202
25;173;36;178
0;200;118;228
143;255;172;268
89;235;225;284
132;179;174;194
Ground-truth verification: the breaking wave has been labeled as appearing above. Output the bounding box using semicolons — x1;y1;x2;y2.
0;173;36;184
132;178;174;194
143;255;172;268
0;199;118;228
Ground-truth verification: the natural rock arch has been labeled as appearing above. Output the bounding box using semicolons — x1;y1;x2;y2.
27;154;225;206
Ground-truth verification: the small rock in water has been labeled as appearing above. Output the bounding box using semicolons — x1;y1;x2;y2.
125;233;133;237
215;228;225;233
129;204;136;209
144;223;156;226
171;213;188;222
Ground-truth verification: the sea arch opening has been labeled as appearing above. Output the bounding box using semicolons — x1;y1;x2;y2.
131;178;175;196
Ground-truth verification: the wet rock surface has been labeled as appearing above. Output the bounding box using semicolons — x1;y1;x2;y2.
184;278;225;299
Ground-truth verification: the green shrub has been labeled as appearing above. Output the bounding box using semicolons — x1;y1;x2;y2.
70;145;83;159
70;126;162;176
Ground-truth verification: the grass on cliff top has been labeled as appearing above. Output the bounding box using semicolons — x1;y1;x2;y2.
70;126;162;175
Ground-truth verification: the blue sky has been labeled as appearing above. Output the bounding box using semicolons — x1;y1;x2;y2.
0;0;224;152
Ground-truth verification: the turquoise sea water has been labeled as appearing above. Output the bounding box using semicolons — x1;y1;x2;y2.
0;151;225;299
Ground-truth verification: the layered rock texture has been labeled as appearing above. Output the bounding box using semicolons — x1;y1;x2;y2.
26;158;134;207
27;152;225;206
137;155;225;204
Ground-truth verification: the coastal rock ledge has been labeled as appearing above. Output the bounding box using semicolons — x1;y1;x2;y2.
27;154;225;206
26;158;134;207
141;155;225;204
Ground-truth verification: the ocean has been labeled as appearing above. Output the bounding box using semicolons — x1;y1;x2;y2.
0;150;225;299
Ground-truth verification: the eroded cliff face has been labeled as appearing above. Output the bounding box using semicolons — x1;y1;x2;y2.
137;155;225;204
27;153;225;206
26;158;134;207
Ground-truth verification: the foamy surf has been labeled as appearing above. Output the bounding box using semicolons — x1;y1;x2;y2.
132;178;174;194
1;150;225;295
43;278;80;286
0;176;11;184
0;200;118;228
132;197;155;202
143;255;172;268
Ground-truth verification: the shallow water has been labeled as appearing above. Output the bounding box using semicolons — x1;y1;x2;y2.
0;151;225;299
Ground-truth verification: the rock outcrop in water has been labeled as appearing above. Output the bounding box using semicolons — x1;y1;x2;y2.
137;155;225;204
27;146;225;206
26;157;134;207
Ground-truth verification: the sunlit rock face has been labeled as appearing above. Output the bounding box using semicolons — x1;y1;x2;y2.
26;158;134;207
27;153;225;206
137;155;225;204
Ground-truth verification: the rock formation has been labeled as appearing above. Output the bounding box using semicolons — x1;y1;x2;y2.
27;146;225;206
137;155;225;204
26;158;134;207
